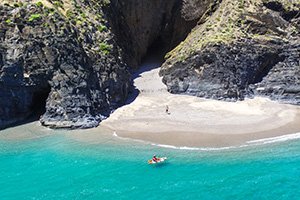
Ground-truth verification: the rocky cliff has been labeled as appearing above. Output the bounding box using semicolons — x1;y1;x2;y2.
108;0;205;68
0;0;130;129
160;0;300;104
0;0;299;130
0;0;203;129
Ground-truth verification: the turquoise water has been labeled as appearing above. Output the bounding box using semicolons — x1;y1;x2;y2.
1;131;300;200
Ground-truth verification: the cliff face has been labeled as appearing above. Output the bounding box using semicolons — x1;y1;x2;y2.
109;0;208;68
0;1;130;129
160;0;300;104
0;0;205;129
0;0;299;130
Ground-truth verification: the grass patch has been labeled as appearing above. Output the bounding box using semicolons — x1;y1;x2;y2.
36;1;43;7
5;19;12;24
99;42;111;55
53;1;64;9
97;25;107;32
28;14;42;22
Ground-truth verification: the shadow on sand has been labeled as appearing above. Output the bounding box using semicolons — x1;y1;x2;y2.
124;50;165;106
0;111;43;131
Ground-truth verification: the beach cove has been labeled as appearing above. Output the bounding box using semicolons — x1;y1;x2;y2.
98;56;300;148
1;0;300;199
1;58;300;199
2;55;300;148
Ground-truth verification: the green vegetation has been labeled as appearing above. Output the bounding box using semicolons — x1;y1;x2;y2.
102;0;110;6
66;10;74;18
99;42;111;55
166;0;244;60
98;25;107;32
80;12;87;19
13;2;23;7
36;1;43;7
76;19;83;25
43;22;49;27
5;19;12;24
48;7;56;14
165;0;299;64
53;1;64;9
1;0;113;59
28;14;42;22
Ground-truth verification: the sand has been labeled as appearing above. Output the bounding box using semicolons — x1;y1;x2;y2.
100;57;300;147
1;56;300;148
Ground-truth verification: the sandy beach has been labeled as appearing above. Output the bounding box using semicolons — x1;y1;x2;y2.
1;57;299;148
99;57;300;147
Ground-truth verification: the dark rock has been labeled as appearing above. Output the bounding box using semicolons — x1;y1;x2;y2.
1;0;299;130
160;0;300;105
108;0;213;68
0;3;130;129
252;40;300;105
160;39;285;101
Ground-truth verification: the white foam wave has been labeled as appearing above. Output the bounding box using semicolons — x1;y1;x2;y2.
113;131;300;151
113;132;118;137
151;143;245;151
246;132;300;145
113;132;152;144
151;144;178;149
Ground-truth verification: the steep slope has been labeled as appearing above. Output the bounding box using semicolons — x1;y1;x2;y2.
0;0;211;129
108;0;213;68
160;0;300;104
1;0;299;130
0;1;130;129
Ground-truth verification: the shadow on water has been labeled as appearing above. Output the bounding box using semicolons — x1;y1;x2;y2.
149;162;171;168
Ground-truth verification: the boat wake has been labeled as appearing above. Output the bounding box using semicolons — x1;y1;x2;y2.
112;132;300;151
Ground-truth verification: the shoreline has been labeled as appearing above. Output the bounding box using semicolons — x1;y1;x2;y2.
101;98;300;148
1;101;300;148
1;58;300;148
98;57;300;148
109;120;300;148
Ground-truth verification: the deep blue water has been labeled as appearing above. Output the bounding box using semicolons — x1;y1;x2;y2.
1;131;300;200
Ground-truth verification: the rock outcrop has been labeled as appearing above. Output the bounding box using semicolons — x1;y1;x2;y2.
0;1;130;129
160;0;300;104
0;0;213;129
252;39;300;104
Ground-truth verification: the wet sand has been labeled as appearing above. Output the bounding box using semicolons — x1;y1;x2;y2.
0;121;52;141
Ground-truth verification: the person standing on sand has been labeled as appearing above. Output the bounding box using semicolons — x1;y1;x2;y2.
166;105;170;114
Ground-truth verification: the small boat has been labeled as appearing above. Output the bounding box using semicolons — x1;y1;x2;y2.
148;157;167;164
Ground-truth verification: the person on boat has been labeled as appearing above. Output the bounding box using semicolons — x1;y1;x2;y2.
152;155;159;162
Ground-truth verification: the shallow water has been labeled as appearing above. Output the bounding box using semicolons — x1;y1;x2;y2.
1;125;300;200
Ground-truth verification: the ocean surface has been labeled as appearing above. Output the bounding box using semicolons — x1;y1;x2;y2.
1;124;300;200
